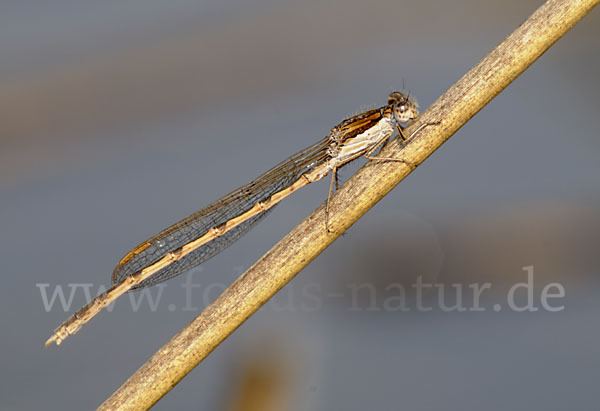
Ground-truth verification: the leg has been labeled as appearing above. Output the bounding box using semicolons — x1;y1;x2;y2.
407;120;443;140
399;120;442;143
364;152;417;169
326;167;338;233
364;138;417;169
365;120;443;166
396;124;408;142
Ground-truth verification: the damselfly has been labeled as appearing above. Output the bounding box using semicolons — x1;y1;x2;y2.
46;91;419;346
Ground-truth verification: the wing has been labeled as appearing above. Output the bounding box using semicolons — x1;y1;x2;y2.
111;136;331;289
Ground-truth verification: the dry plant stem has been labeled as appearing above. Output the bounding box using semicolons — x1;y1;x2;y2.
99;0;598;409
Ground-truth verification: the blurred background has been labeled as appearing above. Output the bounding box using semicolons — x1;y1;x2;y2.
1;0;599;409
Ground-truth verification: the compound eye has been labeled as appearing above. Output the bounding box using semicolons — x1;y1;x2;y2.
387;91;404;105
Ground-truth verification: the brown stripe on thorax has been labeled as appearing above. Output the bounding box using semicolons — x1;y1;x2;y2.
329;108;381;144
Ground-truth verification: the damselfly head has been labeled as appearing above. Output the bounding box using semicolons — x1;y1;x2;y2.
388;91;419;124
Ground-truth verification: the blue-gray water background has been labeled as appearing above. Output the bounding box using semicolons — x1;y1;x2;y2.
1;1;599;409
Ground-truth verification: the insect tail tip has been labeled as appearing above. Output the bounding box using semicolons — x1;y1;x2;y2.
45;334;61;348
